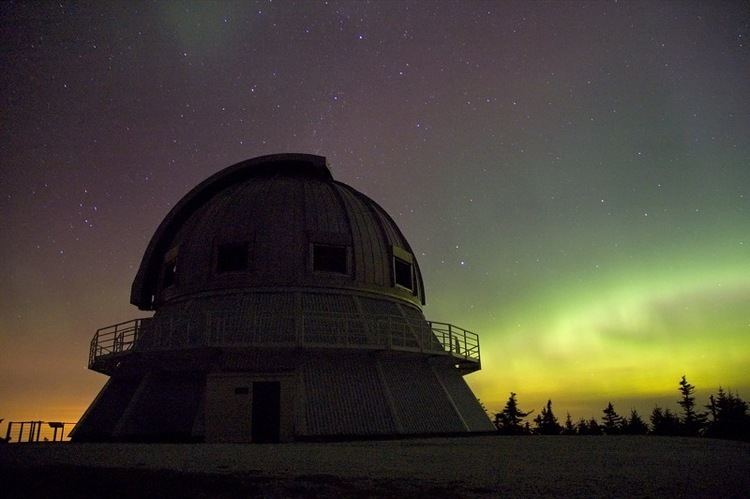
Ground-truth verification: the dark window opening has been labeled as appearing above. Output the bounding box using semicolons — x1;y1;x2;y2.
394;257;413;290
163;258;177;288
217;242;248;273
313;244;348;274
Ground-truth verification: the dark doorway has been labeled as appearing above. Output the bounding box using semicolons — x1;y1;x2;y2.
251;381;281;443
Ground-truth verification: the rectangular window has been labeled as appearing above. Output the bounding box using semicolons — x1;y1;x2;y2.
394;257;413;290
312;244;348;274
163;258;177;288
217;242;248;273
162;246;179;289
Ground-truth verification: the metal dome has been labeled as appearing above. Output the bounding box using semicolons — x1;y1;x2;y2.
131;153;425;310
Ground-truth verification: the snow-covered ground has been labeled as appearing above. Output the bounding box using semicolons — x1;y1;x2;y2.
2;435;748;497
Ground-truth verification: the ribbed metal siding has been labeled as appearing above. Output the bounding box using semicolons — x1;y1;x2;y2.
368;198;407;248
432;365;495;431
303;181;349;235
302;356;396;435
358;296;401;316
143;293;298;349
378;357;466;433
301;293;364;345
301;293;358;314
336;186;389;287
173;183;243;288
71;377;142;441
253;178;304;284
211;178;269;243
114;373;203;438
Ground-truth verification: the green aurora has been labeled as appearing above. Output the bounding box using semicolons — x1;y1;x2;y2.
429;222;749;417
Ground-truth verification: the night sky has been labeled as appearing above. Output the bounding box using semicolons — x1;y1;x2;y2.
2;1;749;424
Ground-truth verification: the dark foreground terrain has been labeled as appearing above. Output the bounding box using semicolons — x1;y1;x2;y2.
2;435;748;498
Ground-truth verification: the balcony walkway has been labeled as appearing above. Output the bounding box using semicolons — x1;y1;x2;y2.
89;314;481;374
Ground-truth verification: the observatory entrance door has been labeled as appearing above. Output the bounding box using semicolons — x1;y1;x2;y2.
251;381;281;443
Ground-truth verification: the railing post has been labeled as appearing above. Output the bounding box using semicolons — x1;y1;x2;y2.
448;324;452;355
5;421;12;442
90;332;97;365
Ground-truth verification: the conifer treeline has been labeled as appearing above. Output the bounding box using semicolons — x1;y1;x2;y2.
492;376;749;441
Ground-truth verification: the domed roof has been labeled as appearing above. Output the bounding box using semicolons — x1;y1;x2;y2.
131;154;425;310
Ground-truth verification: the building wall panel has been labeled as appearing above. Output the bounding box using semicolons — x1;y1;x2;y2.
205;372;296;443
432;365;495;431
378;357;465;434
301;355;396;436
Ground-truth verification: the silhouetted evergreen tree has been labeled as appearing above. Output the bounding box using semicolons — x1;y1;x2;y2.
573;417;603;435
562;412;576;435
587;418;603;435
533;399;562;435
622;409;648;435
678;375;707;436
494;392;532;435
575;418;589;435
601;402;623;434
704;388;750;441
650;406;680;435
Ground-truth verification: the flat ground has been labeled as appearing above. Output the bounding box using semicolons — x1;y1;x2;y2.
1;436;748;498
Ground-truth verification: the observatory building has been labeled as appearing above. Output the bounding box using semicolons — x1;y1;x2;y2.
72;154;493;442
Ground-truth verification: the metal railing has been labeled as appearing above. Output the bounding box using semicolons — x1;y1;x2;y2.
89;318;150;367
88;313;480;369
429;321;481;363
3;421;76;443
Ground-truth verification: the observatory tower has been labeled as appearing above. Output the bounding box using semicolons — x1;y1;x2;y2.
72;154;493;442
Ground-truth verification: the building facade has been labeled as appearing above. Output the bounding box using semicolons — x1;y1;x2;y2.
72;154;493;442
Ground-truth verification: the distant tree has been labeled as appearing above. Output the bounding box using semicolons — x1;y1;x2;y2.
678;375;708;436
573;417;602;435
704;388;750;441
601;402;624;435
622;409;649;435
706;390;721;423
575;418;588;435
533;399;562;435
562;412;577;435
494;392;532;435
587;417;603;435
650;406;680;436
